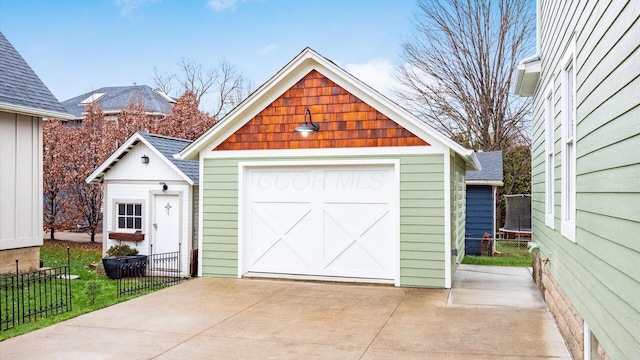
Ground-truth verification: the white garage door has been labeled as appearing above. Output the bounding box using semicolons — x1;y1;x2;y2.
242;163;397;282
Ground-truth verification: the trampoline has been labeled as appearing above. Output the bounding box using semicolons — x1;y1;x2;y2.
499;194;532;240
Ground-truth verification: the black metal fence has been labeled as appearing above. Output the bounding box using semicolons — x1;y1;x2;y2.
0;248;72;331
117;250;182;297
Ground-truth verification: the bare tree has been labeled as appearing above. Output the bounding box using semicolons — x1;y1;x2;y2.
153;66;175;95
395;0;535;151
153;58;247;118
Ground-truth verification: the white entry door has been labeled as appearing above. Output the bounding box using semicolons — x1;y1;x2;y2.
153;194;180;255
243;163;398;282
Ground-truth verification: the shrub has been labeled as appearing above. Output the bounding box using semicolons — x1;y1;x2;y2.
84;280;103;305
106;244;138;257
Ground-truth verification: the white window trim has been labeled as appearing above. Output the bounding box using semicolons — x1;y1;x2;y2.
584;322;592;360
560;37;577;242
544;82;555;229
114;201;144;232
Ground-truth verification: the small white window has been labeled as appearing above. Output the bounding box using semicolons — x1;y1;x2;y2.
560;38;577;241
117;203;142;231
544;83;555;228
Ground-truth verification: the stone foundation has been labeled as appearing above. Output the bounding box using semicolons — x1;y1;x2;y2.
532;251;609;360
0;246;41;274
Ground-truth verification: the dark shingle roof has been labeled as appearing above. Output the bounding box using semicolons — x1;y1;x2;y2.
61;85;174;119
466;151;503;182
0;31;69;117
139;132;198;184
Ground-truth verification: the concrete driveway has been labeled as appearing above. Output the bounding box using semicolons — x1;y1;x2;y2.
0;265;570;359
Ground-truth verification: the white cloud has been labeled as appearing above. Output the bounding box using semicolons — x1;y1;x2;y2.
114;0;158;15
261;43;277;54
345;58;398;98
207;0;238;11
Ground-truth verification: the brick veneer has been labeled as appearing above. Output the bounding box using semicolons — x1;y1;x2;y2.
215;70;428;150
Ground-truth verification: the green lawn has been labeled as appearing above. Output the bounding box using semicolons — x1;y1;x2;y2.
0;240;151;341
462;240;533;267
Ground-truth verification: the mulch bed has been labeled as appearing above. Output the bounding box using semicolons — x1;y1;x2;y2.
44;239;102;250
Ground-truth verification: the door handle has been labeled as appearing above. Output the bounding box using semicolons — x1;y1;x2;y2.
153;223;158;230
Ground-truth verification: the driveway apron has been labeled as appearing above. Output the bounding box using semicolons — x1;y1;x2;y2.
0;265;570;359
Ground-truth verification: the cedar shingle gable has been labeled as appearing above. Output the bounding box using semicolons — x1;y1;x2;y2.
215;70;428;150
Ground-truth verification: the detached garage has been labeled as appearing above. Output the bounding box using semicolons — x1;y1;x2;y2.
178;48;479;288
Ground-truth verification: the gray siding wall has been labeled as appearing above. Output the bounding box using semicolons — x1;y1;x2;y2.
450;153;466;269
532;1;640;358
202;153;448;287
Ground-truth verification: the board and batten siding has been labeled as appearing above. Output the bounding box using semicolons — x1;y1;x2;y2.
531;0;640;358
201;153;448;287
0;111;43;251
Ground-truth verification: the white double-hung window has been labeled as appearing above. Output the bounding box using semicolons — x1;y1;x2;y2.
544;83;555;228
560;39;576;241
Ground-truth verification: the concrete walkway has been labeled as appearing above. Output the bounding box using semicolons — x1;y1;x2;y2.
46;231;98;243
0;265;570;359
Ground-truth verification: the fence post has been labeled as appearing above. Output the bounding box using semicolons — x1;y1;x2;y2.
67;247;72;311
16;259;24;326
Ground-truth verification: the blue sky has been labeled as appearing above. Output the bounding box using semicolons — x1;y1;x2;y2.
0;0;416;113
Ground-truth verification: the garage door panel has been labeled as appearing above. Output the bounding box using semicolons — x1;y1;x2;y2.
251;202;313;236
323;241;389;277
250;238;313;271
244;164;397;281
248;205;317;270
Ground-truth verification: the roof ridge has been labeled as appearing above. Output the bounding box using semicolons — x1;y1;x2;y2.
138;131;193;143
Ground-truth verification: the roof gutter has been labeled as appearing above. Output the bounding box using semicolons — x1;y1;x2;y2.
466;180;504;187
0;102;74;120
514;54;541;97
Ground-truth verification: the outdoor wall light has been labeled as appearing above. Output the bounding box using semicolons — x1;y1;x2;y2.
141;155;149;164
159;182;168;192
294;109;320;137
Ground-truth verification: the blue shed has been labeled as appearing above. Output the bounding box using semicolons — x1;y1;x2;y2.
465;151;503;255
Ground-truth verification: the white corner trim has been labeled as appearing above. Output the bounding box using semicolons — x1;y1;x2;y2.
444;152;452;289
198;152;205;277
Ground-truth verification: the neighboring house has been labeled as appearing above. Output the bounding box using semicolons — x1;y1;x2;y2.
61;85;174;126
0;31;73;273
515;1;639;359
86;132;198;277
178;48;480;288
464;151;503;255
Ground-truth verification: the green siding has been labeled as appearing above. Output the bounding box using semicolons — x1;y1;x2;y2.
398;154;445;287
201;153;448;287
201;158;239;278
531;1;640;358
